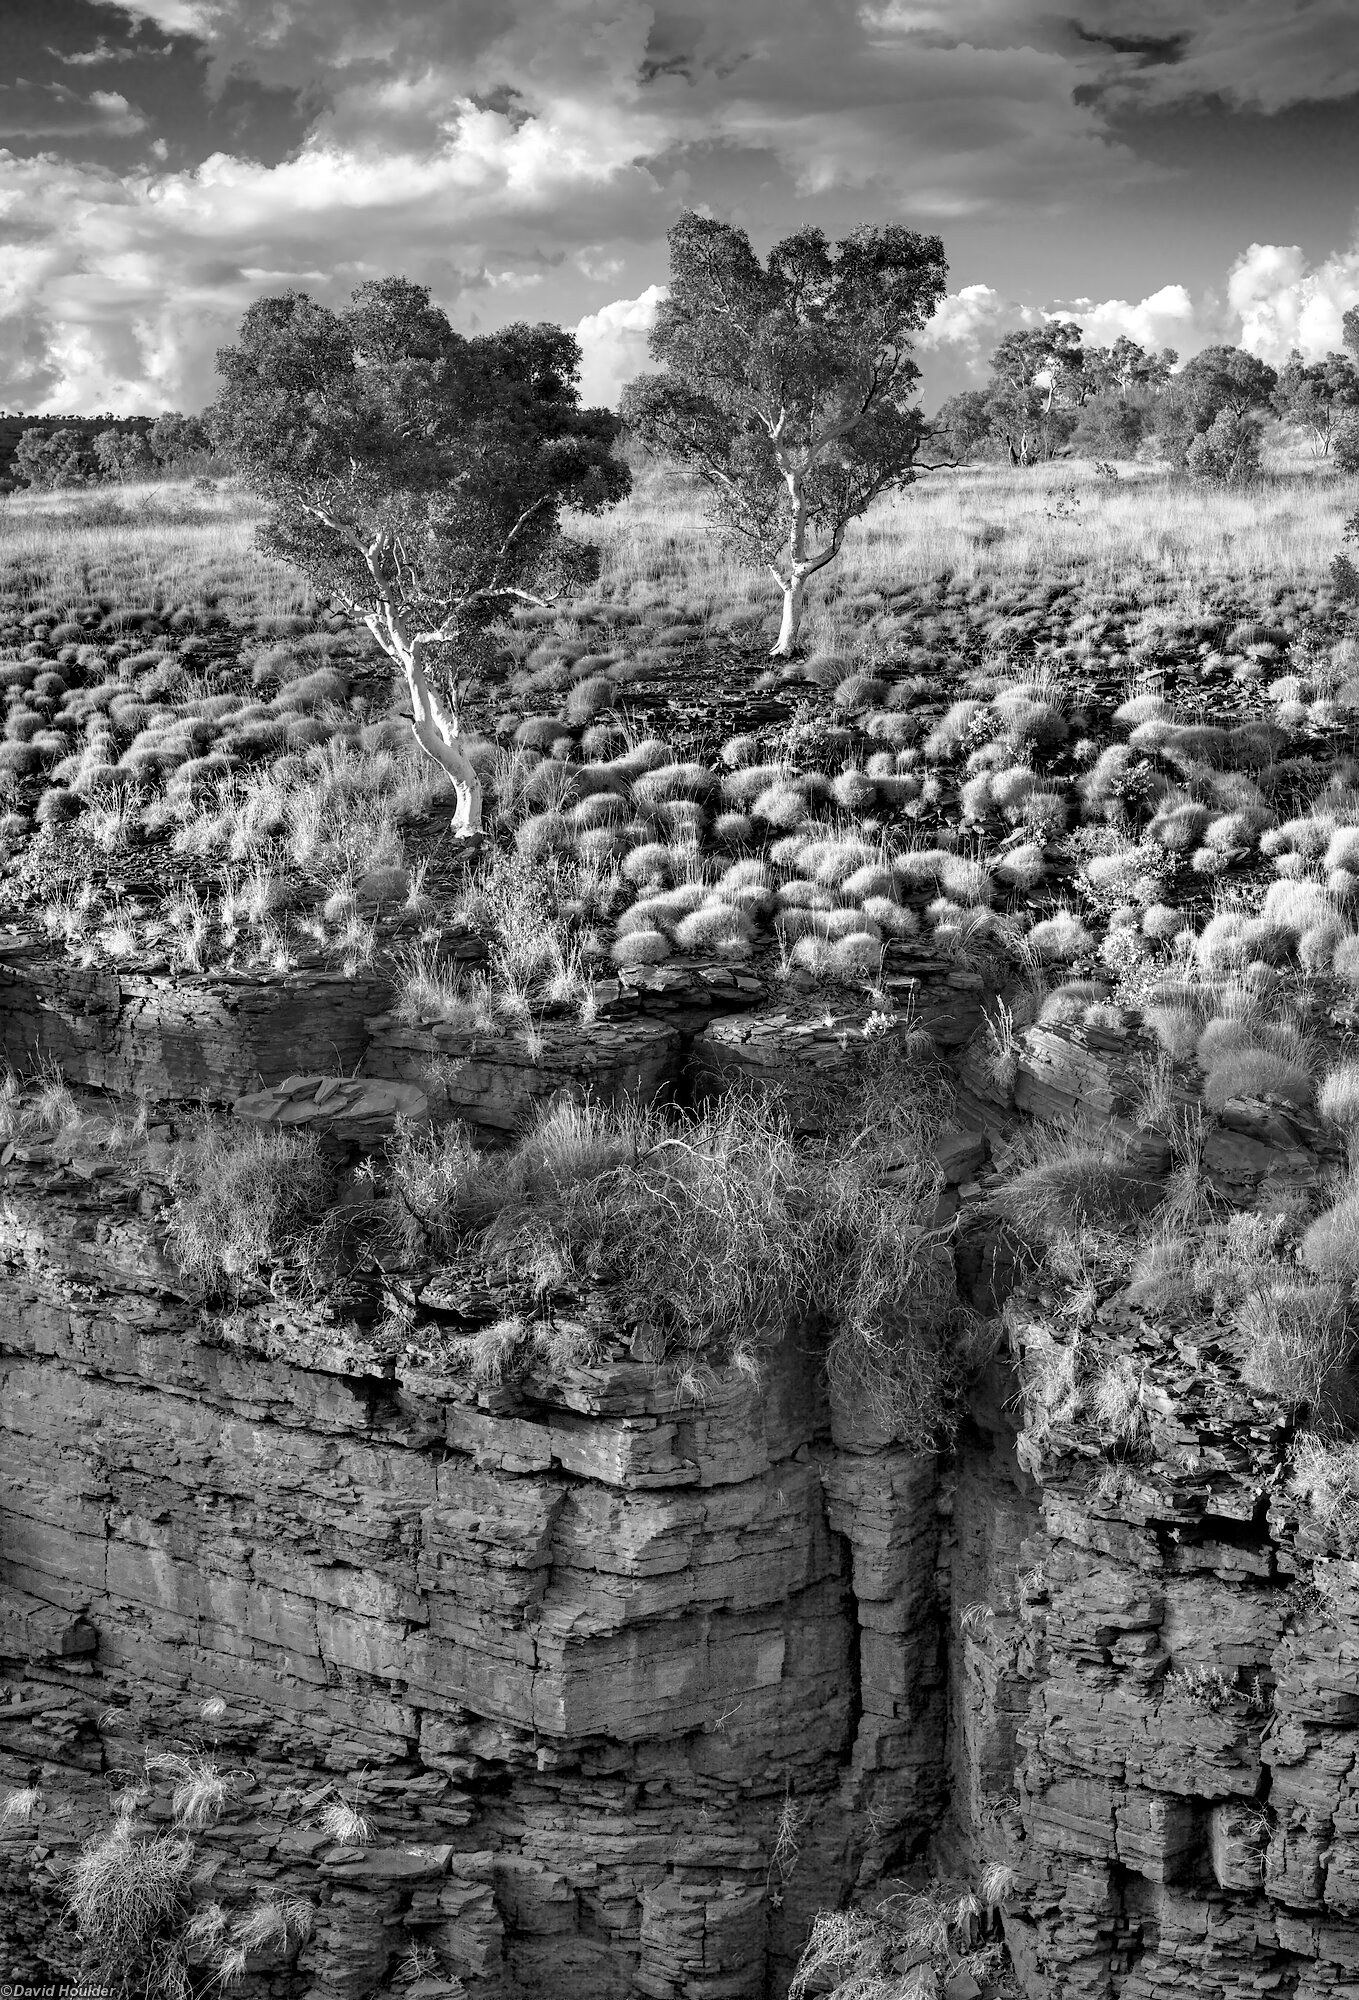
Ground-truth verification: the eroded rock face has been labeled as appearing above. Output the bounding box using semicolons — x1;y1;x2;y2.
0;945;390;1103
363;1012;682;1136
0;1171;945;1999
945;1291;1359;2000
5;977;1359;1998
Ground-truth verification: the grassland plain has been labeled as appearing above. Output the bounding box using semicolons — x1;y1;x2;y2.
6;441;1359;1997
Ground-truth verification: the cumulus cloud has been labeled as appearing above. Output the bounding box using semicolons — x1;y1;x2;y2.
917;284;1048;367
5;0;1358;411
1227;240;1359;359
917;238;1359;404
573;284;665;407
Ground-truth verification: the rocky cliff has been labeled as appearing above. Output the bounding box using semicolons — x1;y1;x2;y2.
1;950;1357;1999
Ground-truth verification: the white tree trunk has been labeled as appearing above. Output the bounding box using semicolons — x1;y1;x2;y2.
769;467;810;658
369;617;483;833
404;645;482;834
769;571;807;657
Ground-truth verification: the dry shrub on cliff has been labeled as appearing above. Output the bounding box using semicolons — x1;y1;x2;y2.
67;1819;193;2000
1289;1434;1359;1548
790;1885;1001;1999
146;1753;227;1831
318;1799;372;1846
1238;1280;1359;1429
0;1062;81;1143
393;1069;956;1445
166;1120;336;1288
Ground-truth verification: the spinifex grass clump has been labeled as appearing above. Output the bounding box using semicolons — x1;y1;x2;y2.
390;1065;956;1446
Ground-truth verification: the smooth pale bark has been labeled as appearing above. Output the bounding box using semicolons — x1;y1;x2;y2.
769;570;808;657
366;616;483;833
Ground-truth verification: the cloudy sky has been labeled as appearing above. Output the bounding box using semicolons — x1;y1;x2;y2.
2;0;1358;415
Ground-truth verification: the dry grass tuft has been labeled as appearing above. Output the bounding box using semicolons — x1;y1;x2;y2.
1289;1434;1359;1549
319;1799;373;1847
994;1127;1157;1245
66;1819;192;1999
147;1752;227;1831
166;1119;335;1288
1238;1280;1359;1429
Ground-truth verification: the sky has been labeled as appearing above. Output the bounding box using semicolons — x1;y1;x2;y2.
0;0;1357;416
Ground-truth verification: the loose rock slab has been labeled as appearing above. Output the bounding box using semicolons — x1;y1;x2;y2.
234;1073;429;1144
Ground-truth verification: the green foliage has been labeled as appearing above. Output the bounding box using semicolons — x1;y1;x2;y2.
210;278;629;676
620;211;946;647
1156;345;1279;466
1185;409;1264;486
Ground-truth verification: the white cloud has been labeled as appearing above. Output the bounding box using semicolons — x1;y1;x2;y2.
917;240;1359;402
1056;284;1230;361
1227;240;1359;360
917;283;1046;364
573;283;665;407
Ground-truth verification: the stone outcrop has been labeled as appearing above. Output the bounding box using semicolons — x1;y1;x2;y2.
0;940;390;1104
0;1156;942;1998
363;1012;682;1136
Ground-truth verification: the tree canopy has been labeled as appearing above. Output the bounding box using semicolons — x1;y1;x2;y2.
621;212;947;654
209;276;630;828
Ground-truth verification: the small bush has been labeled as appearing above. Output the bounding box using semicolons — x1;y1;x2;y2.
994;1131;1156;1244
167;1122;336;1288
1026;912;1093;962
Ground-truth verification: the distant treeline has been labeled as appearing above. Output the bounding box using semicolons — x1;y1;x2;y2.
0;411;216;492
932;318;1359;477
